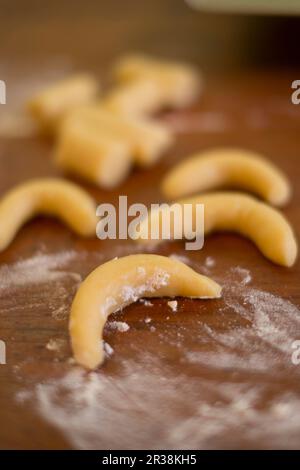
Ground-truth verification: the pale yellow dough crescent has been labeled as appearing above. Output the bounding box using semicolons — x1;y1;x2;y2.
64;105;174;167
28;74;99;133
112;54;202;111
55;114;132;188
69;254;222;369
0;178;97;251
162;148;291;207
137;192;298;267
103;79;164;117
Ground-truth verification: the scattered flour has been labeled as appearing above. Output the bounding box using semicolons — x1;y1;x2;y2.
0;249;152;322
107;321;130;333
17;359;300;449
100;297;117;317
103;342;114;357
120;269;170;305
46;338;65;352
140;299;153;307
0;251;82;321
14;263;300;449
230;266;252;285
205;256;216;268
0;251;80;290
186;266;299;372
144;317;152;324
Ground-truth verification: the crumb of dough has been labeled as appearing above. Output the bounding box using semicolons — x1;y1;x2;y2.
107;321;130;332
46;338;65;352
167;300;178;312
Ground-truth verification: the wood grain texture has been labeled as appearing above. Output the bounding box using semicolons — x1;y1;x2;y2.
0;69;299;449
0;0;300;450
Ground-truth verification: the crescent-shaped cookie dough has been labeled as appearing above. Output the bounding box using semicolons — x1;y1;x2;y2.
137;192;298;267
112;54;202;111
65;106;173;167
69;254;222;369
55;114;132;188
162;148;291;207
103;79;164;117
0;178;97;251
28;74;99;133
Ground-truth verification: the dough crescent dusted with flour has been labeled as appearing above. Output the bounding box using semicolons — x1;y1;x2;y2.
69;254;222;369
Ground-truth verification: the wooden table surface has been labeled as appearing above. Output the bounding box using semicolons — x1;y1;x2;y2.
0;0;300;450
0;69;299;450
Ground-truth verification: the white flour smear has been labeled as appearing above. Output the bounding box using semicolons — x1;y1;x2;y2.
0;251;82;320
18;359;300;449
16;263;300;449
187;265;300;373
0;245;157;321
0;251;80;290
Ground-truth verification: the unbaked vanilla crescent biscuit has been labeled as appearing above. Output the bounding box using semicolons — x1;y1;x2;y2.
162;148;291;206
112;54;202;111
54;114;132;188
137;192;298;267
0;178;97;251
103;79;164;117
65;105;174;167
69;254;222;369
28;74;99;133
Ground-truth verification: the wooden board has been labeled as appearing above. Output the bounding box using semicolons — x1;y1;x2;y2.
0;69;299;449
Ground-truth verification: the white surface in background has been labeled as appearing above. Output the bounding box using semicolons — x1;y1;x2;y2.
186;0;300;16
